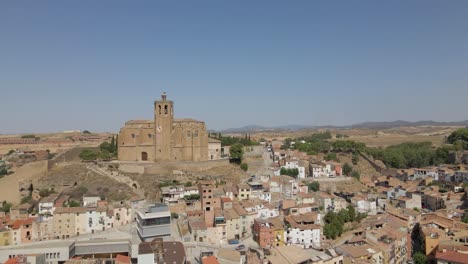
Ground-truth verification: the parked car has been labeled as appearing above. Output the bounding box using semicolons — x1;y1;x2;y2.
236;244;246;250
228;239;239;245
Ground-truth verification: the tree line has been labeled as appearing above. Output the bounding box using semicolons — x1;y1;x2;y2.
209;132;259;147
323;206;367;240
282;128;468;169
79;136;118;161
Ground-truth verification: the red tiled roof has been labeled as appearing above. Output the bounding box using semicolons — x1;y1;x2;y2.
4;257;19;264
10;217;36;230
202;256;220;264
115;254;131;264
436;250;468;264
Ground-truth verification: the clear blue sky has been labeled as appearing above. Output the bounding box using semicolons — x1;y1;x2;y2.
1;1;467;133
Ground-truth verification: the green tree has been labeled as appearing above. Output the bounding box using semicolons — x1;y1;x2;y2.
351;170;360;180
99;142;112;153
0;201;12;213
21;195;32;204
110;136;115;152
343;163;353;176
98;150;112;161
240;163;249;172
462;211;468;223
230;143;244;163
352;152;360;165
413;252;427;264
347;205;356;222
184;194;200;200
280;168;299;178
447;128;468;148
77;186;88;195
79;149;97;161
324;152;338;161
39;189;54;197
0;168;8;176
307;181;320;192
68;200;80;207
115;135;119;153
184;181;193;187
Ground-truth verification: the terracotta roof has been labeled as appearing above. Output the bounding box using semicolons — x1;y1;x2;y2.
115;254;131;264
436;250;468;264
4;257;20;264
202;256;220;264
55;207;87;214
221;197;232;203
11;218;36;229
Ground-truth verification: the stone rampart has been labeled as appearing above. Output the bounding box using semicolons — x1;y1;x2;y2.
116;159;229;175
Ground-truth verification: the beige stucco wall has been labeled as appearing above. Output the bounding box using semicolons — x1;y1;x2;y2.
208;141;222;160
53;213;75;239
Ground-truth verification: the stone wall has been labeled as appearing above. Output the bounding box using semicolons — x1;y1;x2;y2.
0;160;48;204
117;159;229;175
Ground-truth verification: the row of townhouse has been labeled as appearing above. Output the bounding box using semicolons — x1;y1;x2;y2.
254;213;322;250
0;202;133;247
160;185;199;204
338;214;410;264
273;159;307;179
185;201;253;246
405;165;468;183
52;205;132;239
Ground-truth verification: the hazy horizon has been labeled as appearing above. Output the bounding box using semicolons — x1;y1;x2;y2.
2;1;468;134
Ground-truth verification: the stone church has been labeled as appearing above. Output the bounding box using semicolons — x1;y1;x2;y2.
118;93;221;162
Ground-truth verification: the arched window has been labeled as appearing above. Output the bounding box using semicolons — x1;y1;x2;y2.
164;105;168;114
141;152;148;161
158;105;161;114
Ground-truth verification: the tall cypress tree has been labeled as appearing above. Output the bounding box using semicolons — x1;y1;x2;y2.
114;135;118;153
110;136;115;152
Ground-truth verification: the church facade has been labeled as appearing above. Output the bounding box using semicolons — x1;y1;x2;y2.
118;93;220;162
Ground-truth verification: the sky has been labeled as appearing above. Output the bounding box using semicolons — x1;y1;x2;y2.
1;1;468;133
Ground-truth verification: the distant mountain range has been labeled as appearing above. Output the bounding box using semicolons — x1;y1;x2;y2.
219;120;468;133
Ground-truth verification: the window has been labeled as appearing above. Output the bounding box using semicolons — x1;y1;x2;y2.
187;131;191;137
148;134;152;138
194;131;198;137
131;134;135;138
158;105;161;114
164;105;168;114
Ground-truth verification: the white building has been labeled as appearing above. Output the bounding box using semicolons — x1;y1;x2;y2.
413;168;439;180
38;196;58;220
285;214;321;249
85;208;109;234
311;164;327;178
275;160;306;179
83;196;100;207
136;203;171;242
259;192;272;203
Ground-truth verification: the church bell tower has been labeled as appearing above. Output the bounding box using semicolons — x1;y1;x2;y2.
154;92;173;161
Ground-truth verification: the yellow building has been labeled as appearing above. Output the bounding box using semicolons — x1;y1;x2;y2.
118;93;212;162
0;228;11;246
